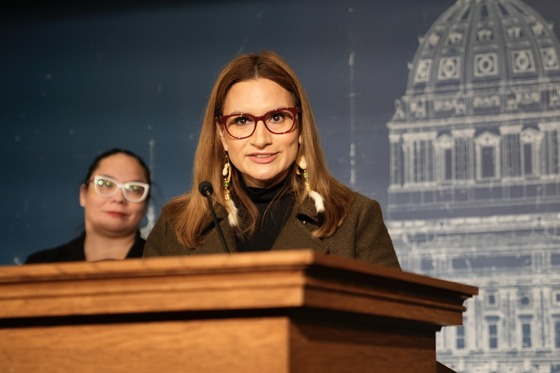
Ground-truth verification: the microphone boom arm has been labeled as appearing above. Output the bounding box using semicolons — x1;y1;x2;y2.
199;181;231;254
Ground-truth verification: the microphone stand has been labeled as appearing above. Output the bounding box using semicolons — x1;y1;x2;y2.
199;181;231;254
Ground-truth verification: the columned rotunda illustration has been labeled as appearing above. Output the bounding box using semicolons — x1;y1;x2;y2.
386;0;560;371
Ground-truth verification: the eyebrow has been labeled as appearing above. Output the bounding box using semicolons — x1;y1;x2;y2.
223;107;294;116
97;175;147;183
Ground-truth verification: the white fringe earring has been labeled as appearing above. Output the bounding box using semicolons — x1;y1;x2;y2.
222;155;239;227
298;155;325;213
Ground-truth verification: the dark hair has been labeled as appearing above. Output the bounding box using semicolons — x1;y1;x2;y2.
82;148;152;201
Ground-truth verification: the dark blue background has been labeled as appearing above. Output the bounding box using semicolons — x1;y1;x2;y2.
1;0;556;264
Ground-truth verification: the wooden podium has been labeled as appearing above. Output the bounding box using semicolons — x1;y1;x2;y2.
0;250;477;372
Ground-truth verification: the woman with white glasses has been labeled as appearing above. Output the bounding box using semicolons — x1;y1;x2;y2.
25;148;151;263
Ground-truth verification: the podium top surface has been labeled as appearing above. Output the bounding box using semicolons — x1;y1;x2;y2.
0;250;477;327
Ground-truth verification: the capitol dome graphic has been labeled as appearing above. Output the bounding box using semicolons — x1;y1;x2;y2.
386;0;560;371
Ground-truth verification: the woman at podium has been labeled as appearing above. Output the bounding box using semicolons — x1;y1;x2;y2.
144;51;400;268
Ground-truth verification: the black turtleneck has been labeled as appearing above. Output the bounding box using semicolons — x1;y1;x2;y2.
236;178;294;252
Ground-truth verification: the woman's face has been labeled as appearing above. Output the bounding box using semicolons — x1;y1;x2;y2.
218;78;302;188
79;153;148;238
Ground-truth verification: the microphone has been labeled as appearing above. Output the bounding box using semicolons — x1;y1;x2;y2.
198;181;231;254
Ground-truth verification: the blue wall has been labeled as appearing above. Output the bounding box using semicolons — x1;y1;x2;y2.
0;0;434;263
1;0;557;264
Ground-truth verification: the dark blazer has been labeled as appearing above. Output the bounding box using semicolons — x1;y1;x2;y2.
144;192;401;268
25;231;145;263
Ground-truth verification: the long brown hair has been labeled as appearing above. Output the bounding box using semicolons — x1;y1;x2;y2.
169;50;354;248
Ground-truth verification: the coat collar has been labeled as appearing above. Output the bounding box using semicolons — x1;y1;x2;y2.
203;195;325;254
212;195;321;226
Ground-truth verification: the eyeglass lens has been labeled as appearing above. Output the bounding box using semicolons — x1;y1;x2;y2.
223;108;297;139
93;176;148;202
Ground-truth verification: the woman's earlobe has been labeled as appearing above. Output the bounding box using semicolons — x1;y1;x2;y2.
218;130;228;151
79;185;87;207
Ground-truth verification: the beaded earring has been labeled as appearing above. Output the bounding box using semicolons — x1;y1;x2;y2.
298;155;325;213
222;155;239;227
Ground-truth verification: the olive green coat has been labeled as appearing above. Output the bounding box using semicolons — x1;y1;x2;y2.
144;192;401;268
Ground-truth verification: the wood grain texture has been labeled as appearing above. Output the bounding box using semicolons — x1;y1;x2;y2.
0;250;477;372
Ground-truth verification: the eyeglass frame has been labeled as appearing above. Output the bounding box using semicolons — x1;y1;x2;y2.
218;107;300;140
89;175;150;203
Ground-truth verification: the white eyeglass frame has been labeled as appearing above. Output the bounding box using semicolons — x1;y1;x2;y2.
91;175;150;203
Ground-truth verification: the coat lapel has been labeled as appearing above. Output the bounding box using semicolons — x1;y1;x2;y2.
197;197;327;254
271;198;329;255
195;204;238;254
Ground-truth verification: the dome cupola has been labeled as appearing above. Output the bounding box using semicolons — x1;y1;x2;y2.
393;0;560;122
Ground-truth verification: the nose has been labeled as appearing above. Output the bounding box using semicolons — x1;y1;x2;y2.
111;186;127;203
250;119;272;147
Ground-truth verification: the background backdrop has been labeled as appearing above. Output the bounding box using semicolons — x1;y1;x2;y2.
3;1;560;371
2;0;500;263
